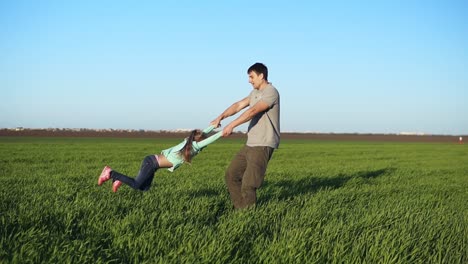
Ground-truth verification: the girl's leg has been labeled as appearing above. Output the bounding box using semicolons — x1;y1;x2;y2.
111;155;159;191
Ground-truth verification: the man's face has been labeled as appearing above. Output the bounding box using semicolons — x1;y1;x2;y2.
248;71;264;90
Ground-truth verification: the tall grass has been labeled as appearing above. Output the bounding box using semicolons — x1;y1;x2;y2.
0;137;467;263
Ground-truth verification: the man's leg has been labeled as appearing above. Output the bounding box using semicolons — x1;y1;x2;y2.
225;145;248;209
240;146;274;208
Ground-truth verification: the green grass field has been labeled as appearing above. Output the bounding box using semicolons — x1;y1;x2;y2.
1;137;467;263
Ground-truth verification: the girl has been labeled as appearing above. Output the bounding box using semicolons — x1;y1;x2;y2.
98;125;222;192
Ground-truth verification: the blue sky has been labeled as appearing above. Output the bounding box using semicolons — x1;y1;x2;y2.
1;0;467;135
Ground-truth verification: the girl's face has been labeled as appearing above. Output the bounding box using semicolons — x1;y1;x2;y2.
194;130;204;142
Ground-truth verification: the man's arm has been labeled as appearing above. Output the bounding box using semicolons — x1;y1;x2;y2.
211;96;250;127
222;100;270;137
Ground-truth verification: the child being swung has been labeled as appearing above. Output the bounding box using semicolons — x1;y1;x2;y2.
98;125;222;192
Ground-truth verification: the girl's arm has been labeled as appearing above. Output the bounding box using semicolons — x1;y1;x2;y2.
197;131;223;149
202;125;216;134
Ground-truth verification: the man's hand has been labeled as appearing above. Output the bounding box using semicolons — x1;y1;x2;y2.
210;118;222;128
222;125;234;137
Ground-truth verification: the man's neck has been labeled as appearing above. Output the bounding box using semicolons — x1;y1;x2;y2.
258;81;270;90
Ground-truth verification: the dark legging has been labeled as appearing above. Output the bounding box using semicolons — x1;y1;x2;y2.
110;155;159;191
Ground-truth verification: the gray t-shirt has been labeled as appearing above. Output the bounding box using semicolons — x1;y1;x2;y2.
247;83;280;149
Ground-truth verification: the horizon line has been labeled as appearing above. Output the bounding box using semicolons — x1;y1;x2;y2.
1;127;466;137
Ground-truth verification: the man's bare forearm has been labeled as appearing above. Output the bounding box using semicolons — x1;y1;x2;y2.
227;108;256;129
222;108;257;136
221;100;270;137
212;98;248;126
218;103;242;120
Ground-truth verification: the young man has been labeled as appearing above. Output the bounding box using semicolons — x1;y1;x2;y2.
211;62;280;209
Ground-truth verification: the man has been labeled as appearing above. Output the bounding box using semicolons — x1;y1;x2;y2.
211;62;280;209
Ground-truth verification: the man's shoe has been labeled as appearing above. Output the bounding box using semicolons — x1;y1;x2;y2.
98;166;112;186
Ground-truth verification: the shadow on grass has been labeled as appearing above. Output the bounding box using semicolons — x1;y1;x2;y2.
187;188;223;198
259;167;395;203
183;168;395;207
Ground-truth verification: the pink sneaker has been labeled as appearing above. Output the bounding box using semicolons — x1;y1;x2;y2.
112;180;122;193
98;166;112;186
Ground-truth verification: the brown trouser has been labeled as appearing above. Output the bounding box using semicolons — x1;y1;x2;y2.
225;145;274;209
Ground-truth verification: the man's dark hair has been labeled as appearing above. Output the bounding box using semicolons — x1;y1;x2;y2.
247;62;268;81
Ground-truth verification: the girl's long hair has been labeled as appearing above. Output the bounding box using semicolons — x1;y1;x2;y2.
181;129;206;163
